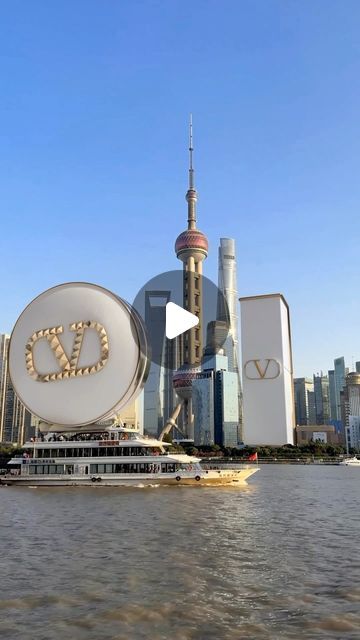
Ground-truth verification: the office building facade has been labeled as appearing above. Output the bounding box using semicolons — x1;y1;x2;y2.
294;377;314;425
313;375;330;425
340;373;360;438
143;291;176;436
347;416;360;451
192;372;214;445
295;424;339;446
328;370;337;421
193;352;240;448
0;334;10;438
0;333;33;444
334;357;346;420
215;369;239;447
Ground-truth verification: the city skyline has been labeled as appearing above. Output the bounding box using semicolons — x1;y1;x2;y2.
1;1;360;378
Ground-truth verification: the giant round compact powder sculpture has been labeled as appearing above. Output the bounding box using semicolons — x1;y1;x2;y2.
9;283;150;427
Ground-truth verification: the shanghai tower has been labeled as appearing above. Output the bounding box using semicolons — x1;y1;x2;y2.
217;238;243;441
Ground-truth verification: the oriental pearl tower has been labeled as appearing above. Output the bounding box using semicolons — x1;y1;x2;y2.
172;117;209;440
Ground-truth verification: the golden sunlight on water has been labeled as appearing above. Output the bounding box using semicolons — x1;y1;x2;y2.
0;465;359;639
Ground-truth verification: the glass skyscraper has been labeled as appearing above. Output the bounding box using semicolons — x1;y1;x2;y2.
143;292;176;436
193;353;240;448
334;357;346;421
217;238;242;441
0;333;33;444
192;372;214;446
328;370;337;421
293;377;314;425
340;373;360;448
313;375;330;425
216;370;239;447
0;334;10;440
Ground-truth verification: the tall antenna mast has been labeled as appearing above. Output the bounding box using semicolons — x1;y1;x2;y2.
189;113;194;190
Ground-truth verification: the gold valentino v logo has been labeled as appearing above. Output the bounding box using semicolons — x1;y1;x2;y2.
25;321;109;382
254;359;271;378
244;359;281;380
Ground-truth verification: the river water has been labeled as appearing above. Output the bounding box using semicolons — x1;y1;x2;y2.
0;465;359;640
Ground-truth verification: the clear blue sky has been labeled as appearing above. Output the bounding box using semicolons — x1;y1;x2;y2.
1;0;359;377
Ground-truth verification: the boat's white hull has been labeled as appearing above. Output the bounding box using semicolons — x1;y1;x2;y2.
1;467;258;487
339;457;360;466
339;462;360;466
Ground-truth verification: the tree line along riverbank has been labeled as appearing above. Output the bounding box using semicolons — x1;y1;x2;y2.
168;441;359;463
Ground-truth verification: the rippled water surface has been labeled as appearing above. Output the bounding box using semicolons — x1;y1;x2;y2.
0;465;359;640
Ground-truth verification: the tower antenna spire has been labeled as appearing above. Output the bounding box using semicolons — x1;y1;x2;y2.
189;113;194;190
186;114;197;229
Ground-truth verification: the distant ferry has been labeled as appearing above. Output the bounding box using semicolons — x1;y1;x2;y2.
339;456;360;467
2;427;258;487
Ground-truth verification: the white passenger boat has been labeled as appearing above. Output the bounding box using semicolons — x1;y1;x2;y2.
3;427;258;487
339;456;360;466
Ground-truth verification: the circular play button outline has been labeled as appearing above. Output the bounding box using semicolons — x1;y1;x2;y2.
131;269;231;370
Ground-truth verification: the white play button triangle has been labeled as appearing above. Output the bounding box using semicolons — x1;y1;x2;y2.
166;302;199;340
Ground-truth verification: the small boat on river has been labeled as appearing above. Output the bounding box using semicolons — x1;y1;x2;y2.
339;456;360;467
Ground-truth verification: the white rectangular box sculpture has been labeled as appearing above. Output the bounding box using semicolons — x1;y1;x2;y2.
240;294;295;445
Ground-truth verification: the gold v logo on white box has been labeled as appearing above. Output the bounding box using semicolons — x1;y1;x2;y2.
244;358;281;380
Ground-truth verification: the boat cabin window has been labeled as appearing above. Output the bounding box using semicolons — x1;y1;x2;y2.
25;461;180;475
34;445;164;458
